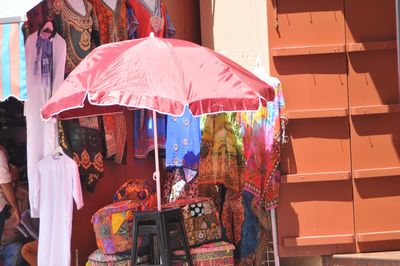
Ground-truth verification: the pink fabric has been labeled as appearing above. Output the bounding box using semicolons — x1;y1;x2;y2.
41;37;274;120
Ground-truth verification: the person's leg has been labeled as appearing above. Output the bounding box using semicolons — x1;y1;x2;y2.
21;240;38;266
2;241;26;266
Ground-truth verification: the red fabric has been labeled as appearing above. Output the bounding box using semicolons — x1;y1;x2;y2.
127;0;168;38
41;37;274;120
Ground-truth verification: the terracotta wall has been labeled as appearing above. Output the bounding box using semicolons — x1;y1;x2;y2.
70;2;201;264
267;0;400;257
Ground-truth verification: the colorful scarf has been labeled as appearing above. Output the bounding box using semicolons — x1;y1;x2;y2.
34;34;53;88
241;80;287;210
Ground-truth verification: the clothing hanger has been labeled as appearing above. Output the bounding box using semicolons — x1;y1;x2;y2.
39;20;56;39
51;145;64;158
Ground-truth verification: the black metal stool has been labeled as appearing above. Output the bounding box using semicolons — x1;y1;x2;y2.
131;208;193;266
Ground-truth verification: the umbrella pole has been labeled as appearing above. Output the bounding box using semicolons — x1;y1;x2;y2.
152;110;162;211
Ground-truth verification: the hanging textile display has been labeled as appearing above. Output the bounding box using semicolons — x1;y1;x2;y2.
58;117;104;192
35;153;84;266
232;76;286;264
133;110;166;159
126;0;175;39
166;105;201;177
241;76;287;210
197;113;245;193
88;0;128;164
52;0;105;191
24;26;66;217
52;0;100;76
237;191;272;265
88;0;127;44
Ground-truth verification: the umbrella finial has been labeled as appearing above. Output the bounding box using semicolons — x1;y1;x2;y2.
149;32;155;38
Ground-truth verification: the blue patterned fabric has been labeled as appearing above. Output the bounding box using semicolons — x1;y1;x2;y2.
165;106;201;175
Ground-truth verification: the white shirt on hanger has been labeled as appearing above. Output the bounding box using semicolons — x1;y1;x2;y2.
36;154;83;266
24;31;66;218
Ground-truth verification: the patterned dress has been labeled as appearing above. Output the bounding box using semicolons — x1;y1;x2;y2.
126;0;175;39
53;0;105;191
240;76;287;210
88;0;127;45
86;0;128;164
127;0;175;159
58;117;104;192
53;0;100;76
197;113;244;193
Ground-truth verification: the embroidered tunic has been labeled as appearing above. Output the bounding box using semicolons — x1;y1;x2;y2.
126;0;175;39
88;0;127;44
88;0;128;164
127;0;175;159
59;117;104;192
53;0;100;76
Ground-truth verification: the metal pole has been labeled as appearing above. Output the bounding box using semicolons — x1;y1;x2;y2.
271;208;280;266
152;110;162;211
396;0;400;103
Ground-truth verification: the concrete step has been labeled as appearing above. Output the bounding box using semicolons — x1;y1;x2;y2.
323;251;400;266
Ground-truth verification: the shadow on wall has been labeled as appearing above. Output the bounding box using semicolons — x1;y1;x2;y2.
198;0;216;49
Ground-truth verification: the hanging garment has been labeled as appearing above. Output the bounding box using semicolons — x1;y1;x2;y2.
102;114;127;164
221;190;244;247
126;0;175;39
88;0;128;164
53;0;100;76
88;0;127;44
237;191;272;265
197;113;245;193
133;110;166;159
36;154;83;266
59;117;104;192
126;0;174;158
166;106;201;181
241;75;287;210
24;31;66;217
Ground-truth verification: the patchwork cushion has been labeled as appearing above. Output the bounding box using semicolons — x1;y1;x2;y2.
173;241;235;266
86;249;130;266
163;197;222;246
92;200;143;254
113;179;153;208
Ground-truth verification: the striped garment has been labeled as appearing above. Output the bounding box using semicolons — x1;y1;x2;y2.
0;22;27;101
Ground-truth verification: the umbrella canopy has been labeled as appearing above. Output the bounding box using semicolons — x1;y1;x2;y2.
41;36;275;211
41;36;274;120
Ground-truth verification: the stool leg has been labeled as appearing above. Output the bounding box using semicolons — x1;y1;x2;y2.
152;233;161;264
131;216;140;266
157;214;172;266
178;214;193;266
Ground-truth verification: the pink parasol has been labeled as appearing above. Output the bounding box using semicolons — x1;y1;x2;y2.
41;34;274;210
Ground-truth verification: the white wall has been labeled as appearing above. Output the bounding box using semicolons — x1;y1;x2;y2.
200;0;270;74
